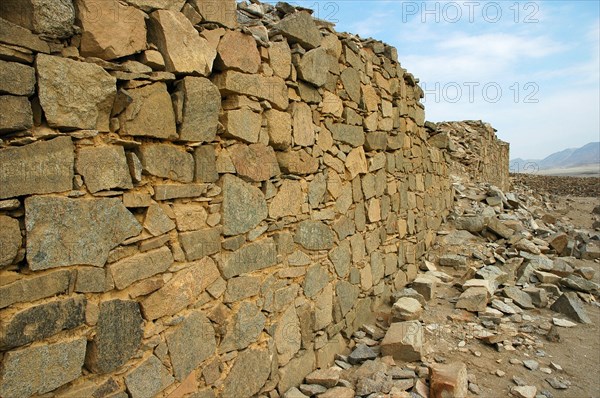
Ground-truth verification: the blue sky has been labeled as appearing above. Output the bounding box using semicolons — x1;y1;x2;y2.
282;1;600;159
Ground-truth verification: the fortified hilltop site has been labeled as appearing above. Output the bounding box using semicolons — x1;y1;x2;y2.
0;1;598;398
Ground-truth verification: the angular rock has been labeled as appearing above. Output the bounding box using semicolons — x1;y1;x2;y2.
0;215;21;267
304;264;331;298
0;60;35;96
550;292;591;324
439;254;467;268
0;16;50;53
0;95;32;133
476;265;509;291
220;238;277;279
0;337;86;398
223;276;261;303
216;30;260;73
454;216;486;233
0;269;72;309
336;280;359;316
172;203;207;231
277;150;319;175
165;310;216;381
348;343;378;365
76;0;147;60
292;102;315;146
119;82;177;139
487;218;514;239
380;321;423;362
319;387;355;398
560;274;600;294
512;386;537;398
176;77;221;142
270;179;303;219
269;40;291;78
221;347;271;398
0;137;74;199
26;196;142;270
278;349;316;394
341;67;361;103
345;147;368;179
75;267;111;293
124;355;174;398
222;174;268;235
265;109;292;149
455;287;489;312
154;183;207;200
229;143;280;181
548;233;569;254
503;286;534;309
411;275;438;301
0;296;86;350
221;108;261;143
36;54;116;131
297;47;332;87
148;9;216;75
143;203;176;236
179;227;220;261
109;247;173;290
213;70;289;110
295;220;335;250
138;143;194;182
275;305;302;365
275;11;321;49
76;146;133;193
0;0;74;39
191;0;237;28
220;301;265;351
329;123;365;147
85;299;143;374
429;362;468;398
194;145;219;182
391;297;423;321
305;368;341;388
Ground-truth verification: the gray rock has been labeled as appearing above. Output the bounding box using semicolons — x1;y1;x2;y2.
341;68;361;105
304;264;331;298
278;349;316;394
222;174;268;236
295;220;335;250
220;238;277;279
559;274;600;294
221;301;266;352
274;11;322;49
275;305;302;365
439;254;467;268
329;123;366;147
176;77;221;142
0;0;75;38
348;343;378;364
0;337;86;398
154;183;206;200
454;216;487;233
503;286;535;309
329;241;351;278
119;82;177;139
76;146;133;193
550;292;591;324
108;247;173;289
194;145;219;183
0;215;21;267
26;196;142;270
124;355;174;398
165;310;215;381
222;346;271;398
523;360;539;371
0;95;32;133
0;296;86;350
223;275;261;303
143;203;176;236
0;136;74;199
179;227;220;261
476;265;509;291
336;280;359;316
138;143;194;183
36;54;116;131
85;299;143;374
75;267;112;293
0;60;35;95
0;269;72;309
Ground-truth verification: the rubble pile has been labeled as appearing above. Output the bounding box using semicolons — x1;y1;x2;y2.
279;179;599;397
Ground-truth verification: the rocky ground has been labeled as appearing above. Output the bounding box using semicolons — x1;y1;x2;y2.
511;173;600;198
281;176;600;398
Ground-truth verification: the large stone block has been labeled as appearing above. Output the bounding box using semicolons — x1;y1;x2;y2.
76;0;147;60
36;54;116;131
297;47;333;87
380;321;423;362
124;355;174;398
222;174;268;236
191;0;237;28
265;109;292;150
304;264;331;298
0;337;87;398
213;70;289;110
278;348;316;394
179;227;220;261
216;30;260;73
119;82;177;139
336;280;359;316
220;238;277;279
275;305;302;365
176;77;221;142
0;17;50;53
221;347;271;398
269;40;291;79
292;102;315;147
269;180;303;219
221;108;262;143
85;299;143;374
276;150;319;175
194;145;219;183
340;67;361;103
0;296;86;350
0;215;21;267
0;60;35;96
138;143;194;183
0;137;74;199
108;246;173;289
76;146;133;193
141;257;219;320
0;95;33;134
123;0;185;11
429;362;468;398
295;220;335;250
220;301;266;352
148;9;216;75
165;310;215;381
0;0;75;39
274;11;322;49
329;123;365;147
229;143;280;182
0;269;72;309
26;196;142;270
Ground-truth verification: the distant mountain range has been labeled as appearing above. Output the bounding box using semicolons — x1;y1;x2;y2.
511;142;599;173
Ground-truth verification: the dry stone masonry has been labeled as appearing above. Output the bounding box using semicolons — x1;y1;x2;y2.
0;1;526;397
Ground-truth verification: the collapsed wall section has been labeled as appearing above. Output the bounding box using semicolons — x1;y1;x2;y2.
426;120;510;191
0;1;453;397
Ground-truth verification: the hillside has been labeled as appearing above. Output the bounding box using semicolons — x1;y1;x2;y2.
511;142;599;173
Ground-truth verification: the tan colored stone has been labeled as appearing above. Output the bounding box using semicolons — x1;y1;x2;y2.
0;60;35;96
292;102;315;147
216;30;260;73
76;146;133;193
175;77;221;142
265;109;292;150
229;143;280;182
138;143;194;182
0;216;21;267
0;96;32;134
222;174;268;236
36;54;116;131
380;321;423;362
213;70;289;110
148;9;216;75
269;40;291;79
109;247;173;290
0;17;50;53
361;84;379;112
191;0;237;28
345;147;368;179
429;362;468;398
269;180;303;219
119;82;177;139
274;11;322;49
297;47;333;87
173;203;207;231
0;0;74;39
322;91;343;117
221;109;262;143
76;0;147;60
277;150;319;175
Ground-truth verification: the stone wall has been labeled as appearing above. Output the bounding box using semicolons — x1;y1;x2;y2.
426;121;510;191
0;1;453;397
